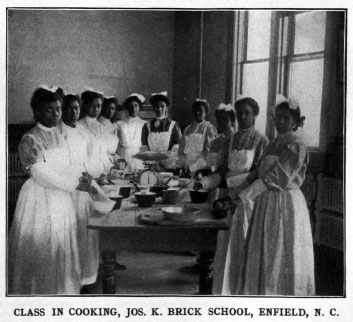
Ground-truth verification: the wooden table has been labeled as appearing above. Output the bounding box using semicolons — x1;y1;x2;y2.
88;198;228;295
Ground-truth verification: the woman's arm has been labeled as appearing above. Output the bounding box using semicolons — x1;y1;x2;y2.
19;135;82;192
168;121;182;151
203;123;218;156
261;141;307;190
252;136;269;171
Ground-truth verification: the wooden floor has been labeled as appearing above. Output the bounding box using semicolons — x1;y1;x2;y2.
84;246;344;296
88;251;200;295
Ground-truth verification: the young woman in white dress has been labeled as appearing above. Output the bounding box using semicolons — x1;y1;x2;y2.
116;93;147;173
8;87;95;295
236;99;315;295
207;103;236;172
197;97;268;295
77;90;114;178
141;92;182;169
178;99;217;174
61;93;101;291
98;96;119;156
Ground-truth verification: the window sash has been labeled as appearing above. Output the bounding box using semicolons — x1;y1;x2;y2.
235;10;326;148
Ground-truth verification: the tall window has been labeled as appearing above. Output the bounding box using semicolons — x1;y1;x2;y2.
235;10;326;148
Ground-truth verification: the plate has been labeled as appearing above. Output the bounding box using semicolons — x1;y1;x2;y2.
132;151;169;161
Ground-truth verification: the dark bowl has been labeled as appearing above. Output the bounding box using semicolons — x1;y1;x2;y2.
189;189;209;203
109;195;123;210
119;186;132;199
135;192;156;207
150;185;169;197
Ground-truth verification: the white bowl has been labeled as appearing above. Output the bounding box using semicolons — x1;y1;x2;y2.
102;185;120;194
93;200;115;213
162;206;200;222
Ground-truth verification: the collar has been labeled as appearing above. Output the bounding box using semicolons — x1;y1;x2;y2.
276;131;293;139
129;116;139;122
155;116;167;120
84;115;98;125
237;125;254;133
37;122;56;132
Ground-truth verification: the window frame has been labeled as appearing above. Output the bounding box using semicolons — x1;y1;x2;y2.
233;10;327;153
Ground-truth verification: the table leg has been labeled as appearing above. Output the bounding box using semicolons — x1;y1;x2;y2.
102;251;116;294
198;251;214;295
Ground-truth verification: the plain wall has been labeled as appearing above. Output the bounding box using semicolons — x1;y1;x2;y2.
172;11;232;129
7;10;175;124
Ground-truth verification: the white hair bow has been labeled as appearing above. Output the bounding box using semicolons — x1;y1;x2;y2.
39;84;59;93
128;93;145;103
63;90;78;96
195;98;208;103
275;94;299;110
83;86;104;96
151;91;168;97
217;103;234;111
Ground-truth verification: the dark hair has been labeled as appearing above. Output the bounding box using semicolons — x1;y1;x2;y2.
62;94;81;111
215;109;236;126
275;102;305;131
81;90;104;112
101;97;119;118
30;87;63;121
123;96;143;114
192;100;210;114
150;94;170;107
234;97;260;116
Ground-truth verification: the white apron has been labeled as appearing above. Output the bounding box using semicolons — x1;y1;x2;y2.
9;136;81;295
98;116;119;155
239;151;315;295
183;125;208;173
63;125;99;286
77;118;112;177
147;120;175;152
213;134;256;295
117;118;146;172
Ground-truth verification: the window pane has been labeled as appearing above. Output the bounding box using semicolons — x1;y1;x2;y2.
294;11;326;54
241;62;269;135
247;11;272;60
288;59;324;147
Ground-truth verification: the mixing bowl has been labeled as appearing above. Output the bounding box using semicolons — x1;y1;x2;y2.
162;206;200;222
93;200;116;213
189;189;209;203
135;192;157;207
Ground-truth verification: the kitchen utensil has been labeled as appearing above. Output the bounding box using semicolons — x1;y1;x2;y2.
161;206;200;222
135;192;157;207
189;189;210;203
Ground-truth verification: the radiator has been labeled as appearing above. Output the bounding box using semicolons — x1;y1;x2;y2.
8;152;28;203
314;174;344;250
314;211;343;251
316;173;343;213
8;152;26;176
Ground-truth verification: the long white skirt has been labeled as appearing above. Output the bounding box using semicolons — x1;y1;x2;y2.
73;191;99;285
213;202;252;294
8;178;81;295
238;189;315;295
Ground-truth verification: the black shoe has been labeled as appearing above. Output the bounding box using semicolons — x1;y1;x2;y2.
114;262;126;270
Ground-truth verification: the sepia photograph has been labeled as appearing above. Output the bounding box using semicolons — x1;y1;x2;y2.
5;6;345;303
